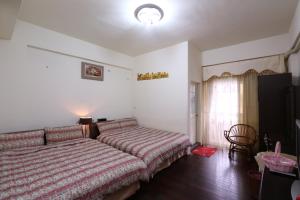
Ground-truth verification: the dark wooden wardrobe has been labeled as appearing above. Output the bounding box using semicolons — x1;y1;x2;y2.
258;73;295;154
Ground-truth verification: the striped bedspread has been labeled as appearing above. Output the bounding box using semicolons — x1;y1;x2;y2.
97;126;190;176
0;138;147;200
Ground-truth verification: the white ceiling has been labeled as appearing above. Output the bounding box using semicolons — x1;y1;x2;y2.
18;0;299;56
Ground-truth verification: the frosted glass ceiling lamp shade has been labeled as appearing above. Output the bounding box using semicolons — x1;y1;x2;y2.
135;4;164;25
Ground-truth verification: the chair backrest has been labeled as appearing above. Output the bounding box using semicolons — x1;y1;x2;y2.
228;124;257;144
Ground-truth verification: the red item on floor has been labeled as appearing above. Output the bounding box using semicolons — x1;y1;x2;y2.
192;146;217;157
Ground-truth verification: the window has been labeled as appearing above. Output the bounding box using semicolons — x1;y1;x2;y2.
201;71;258;148
206;77;239;147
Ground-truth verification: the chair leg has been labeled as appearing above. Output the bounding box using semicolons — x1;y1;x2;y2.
228;143;233;159
248;145;253;160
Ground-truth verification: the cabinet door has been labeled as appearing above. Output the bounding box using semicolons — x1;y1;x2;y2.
259;168;294;200
295;86;300;119
258;73;293;153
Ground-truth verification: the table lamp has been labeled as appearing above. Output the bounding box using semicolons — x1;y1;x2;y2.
79;117;92;138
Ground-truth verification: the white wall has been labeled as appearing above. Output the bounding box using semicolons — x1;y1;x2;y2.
199;1;300;84
133;42;189;134
14;21;134;69
188;42;202;143
0;20;134;133
201;33;291;67
288;0;300;83
288;52;300;84
0;0;21;39
289;0;300;47
200;0;300;70
188;43;202;83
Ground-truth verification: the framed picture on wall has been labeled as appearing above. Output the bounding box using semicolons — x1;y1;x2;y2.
81;62;104;81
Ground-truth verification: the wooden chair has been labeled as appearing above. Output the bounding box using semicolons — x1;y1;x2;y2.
224;124;257;159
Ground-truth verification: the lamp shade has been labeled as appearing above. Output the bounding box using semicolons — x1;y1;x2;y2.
79;117;92;125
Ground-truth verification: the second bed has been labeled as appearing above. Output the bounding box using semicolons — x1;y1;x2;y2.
97;118;191;177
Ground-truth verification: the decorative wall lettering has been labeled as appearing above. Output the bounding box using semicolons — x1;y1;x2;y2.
137;72;169;81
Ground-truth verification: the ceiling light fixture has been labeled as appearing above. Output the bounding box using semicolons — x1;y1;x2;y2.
135;4;164;25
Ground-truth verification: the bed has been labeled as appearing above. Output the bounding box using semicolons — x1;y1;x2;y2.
0;138;147;200
97;119;191;177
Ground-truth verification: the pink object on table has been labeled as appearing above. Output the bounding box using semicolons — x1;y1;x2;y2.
275;141;281;156
262;141;296;173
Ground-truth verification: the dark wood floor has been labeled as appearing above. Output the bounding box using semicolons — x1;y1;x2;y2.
129;149;260;200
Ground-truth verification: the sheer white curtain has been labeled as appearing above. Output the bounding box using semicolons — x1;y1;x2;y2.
201;76;239;148
200;71;259;148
